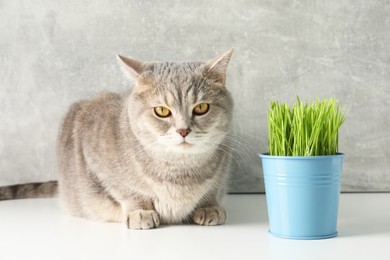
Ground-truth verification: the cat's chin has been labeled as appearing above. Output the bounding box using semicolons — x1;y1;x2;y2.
167;141;205;155
177;141;193;148
174;142;196;152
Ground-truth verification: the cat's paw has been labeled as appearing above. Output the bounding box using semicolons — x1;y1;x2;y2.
192;206;227;226
126;210;160;229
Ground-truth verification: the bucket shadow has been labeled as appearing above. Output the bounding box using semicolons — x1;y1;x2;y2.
338;215;390;237
338;194;390;237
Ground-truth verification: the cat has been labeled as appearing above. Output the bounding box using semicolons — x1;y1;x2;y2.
0;49;234;229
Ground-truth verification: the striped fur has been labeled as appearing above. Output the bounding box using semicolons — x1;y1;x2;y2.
0;181;58;200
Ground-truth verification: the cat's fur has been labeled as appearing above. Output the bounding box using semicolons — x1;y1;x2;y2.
57;50;234;229
0;50;234;230
0;181;57;200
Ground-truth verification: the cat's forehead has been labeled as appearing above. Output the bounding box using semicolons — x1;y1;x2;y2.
144;62;208;94
152;80;205;108
144;61;203;81
136;61;225;107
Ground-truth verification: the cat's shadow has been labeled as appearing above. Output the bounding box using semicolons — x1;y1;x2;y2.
225;194;268;225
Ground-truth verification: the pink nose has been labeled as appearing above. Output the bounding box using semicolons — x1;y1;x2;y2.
176;128;191;138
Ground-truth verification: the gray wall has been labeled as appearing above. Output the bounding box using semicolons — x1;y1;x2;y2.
1;0;389;192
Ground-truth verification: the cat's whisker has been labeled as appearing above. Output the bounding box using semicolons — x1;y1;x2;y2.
202;137;252;177
220;148;247;176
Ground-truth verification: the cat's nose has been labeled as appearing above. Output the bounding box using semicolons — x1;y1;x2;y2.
176;128;191;138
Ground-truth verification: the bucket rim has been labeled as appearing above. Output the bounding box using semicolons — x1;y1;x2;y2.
259;153;344;160
269;231;338;240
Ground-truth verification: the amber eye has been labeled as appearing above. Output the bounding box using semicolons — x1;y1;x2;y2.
193;103;210;116
154;106;171;118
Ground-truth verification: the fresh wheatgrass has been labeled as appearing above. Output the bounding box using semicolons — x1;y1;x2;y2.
267;97;345;156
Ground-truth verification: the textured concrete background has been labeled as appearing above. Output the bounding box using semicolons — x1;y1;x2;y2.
1;0;389;192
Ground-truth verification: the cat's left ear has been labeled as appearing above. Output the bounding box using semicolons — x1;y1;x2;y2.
117;54;144;80
204;48;234;86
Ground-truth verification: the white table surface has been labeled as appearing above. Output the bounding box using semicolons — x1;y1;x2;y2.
1;194;389;260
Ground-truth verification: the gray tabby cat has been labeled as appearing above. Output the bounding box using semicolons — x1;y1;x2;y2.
0;50;234;229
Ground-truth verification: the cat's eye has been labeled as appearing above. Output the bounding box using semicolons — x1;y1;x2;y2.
193;103;210;116
154;106;171;118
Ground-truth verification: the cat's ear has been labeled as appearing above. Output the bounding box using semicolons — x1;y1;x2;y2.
204;49;234;86
117;54;144;80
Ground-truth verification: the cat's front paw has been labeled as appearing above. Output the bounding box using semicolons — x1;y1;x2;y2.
126;210;160;229
192;206;226;226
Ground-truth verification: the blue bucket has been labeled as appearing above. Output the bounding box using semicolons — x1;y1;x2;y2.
259;153;344;240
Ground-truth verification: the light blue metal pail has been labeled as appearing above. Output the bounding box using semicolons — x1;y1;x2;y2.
259;153;344;240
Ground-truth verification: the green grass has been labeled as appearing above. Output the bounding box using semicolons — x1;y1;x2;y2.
267;97;345;156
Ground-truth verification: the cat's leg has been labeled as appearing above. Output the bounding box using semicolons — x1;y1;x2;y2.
119;198;160;230
82;196;123;222
60;182;123;223
77;184;123;223
75;183;160;228
192;198;227;226
73;172;159;229
62;168;123;223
